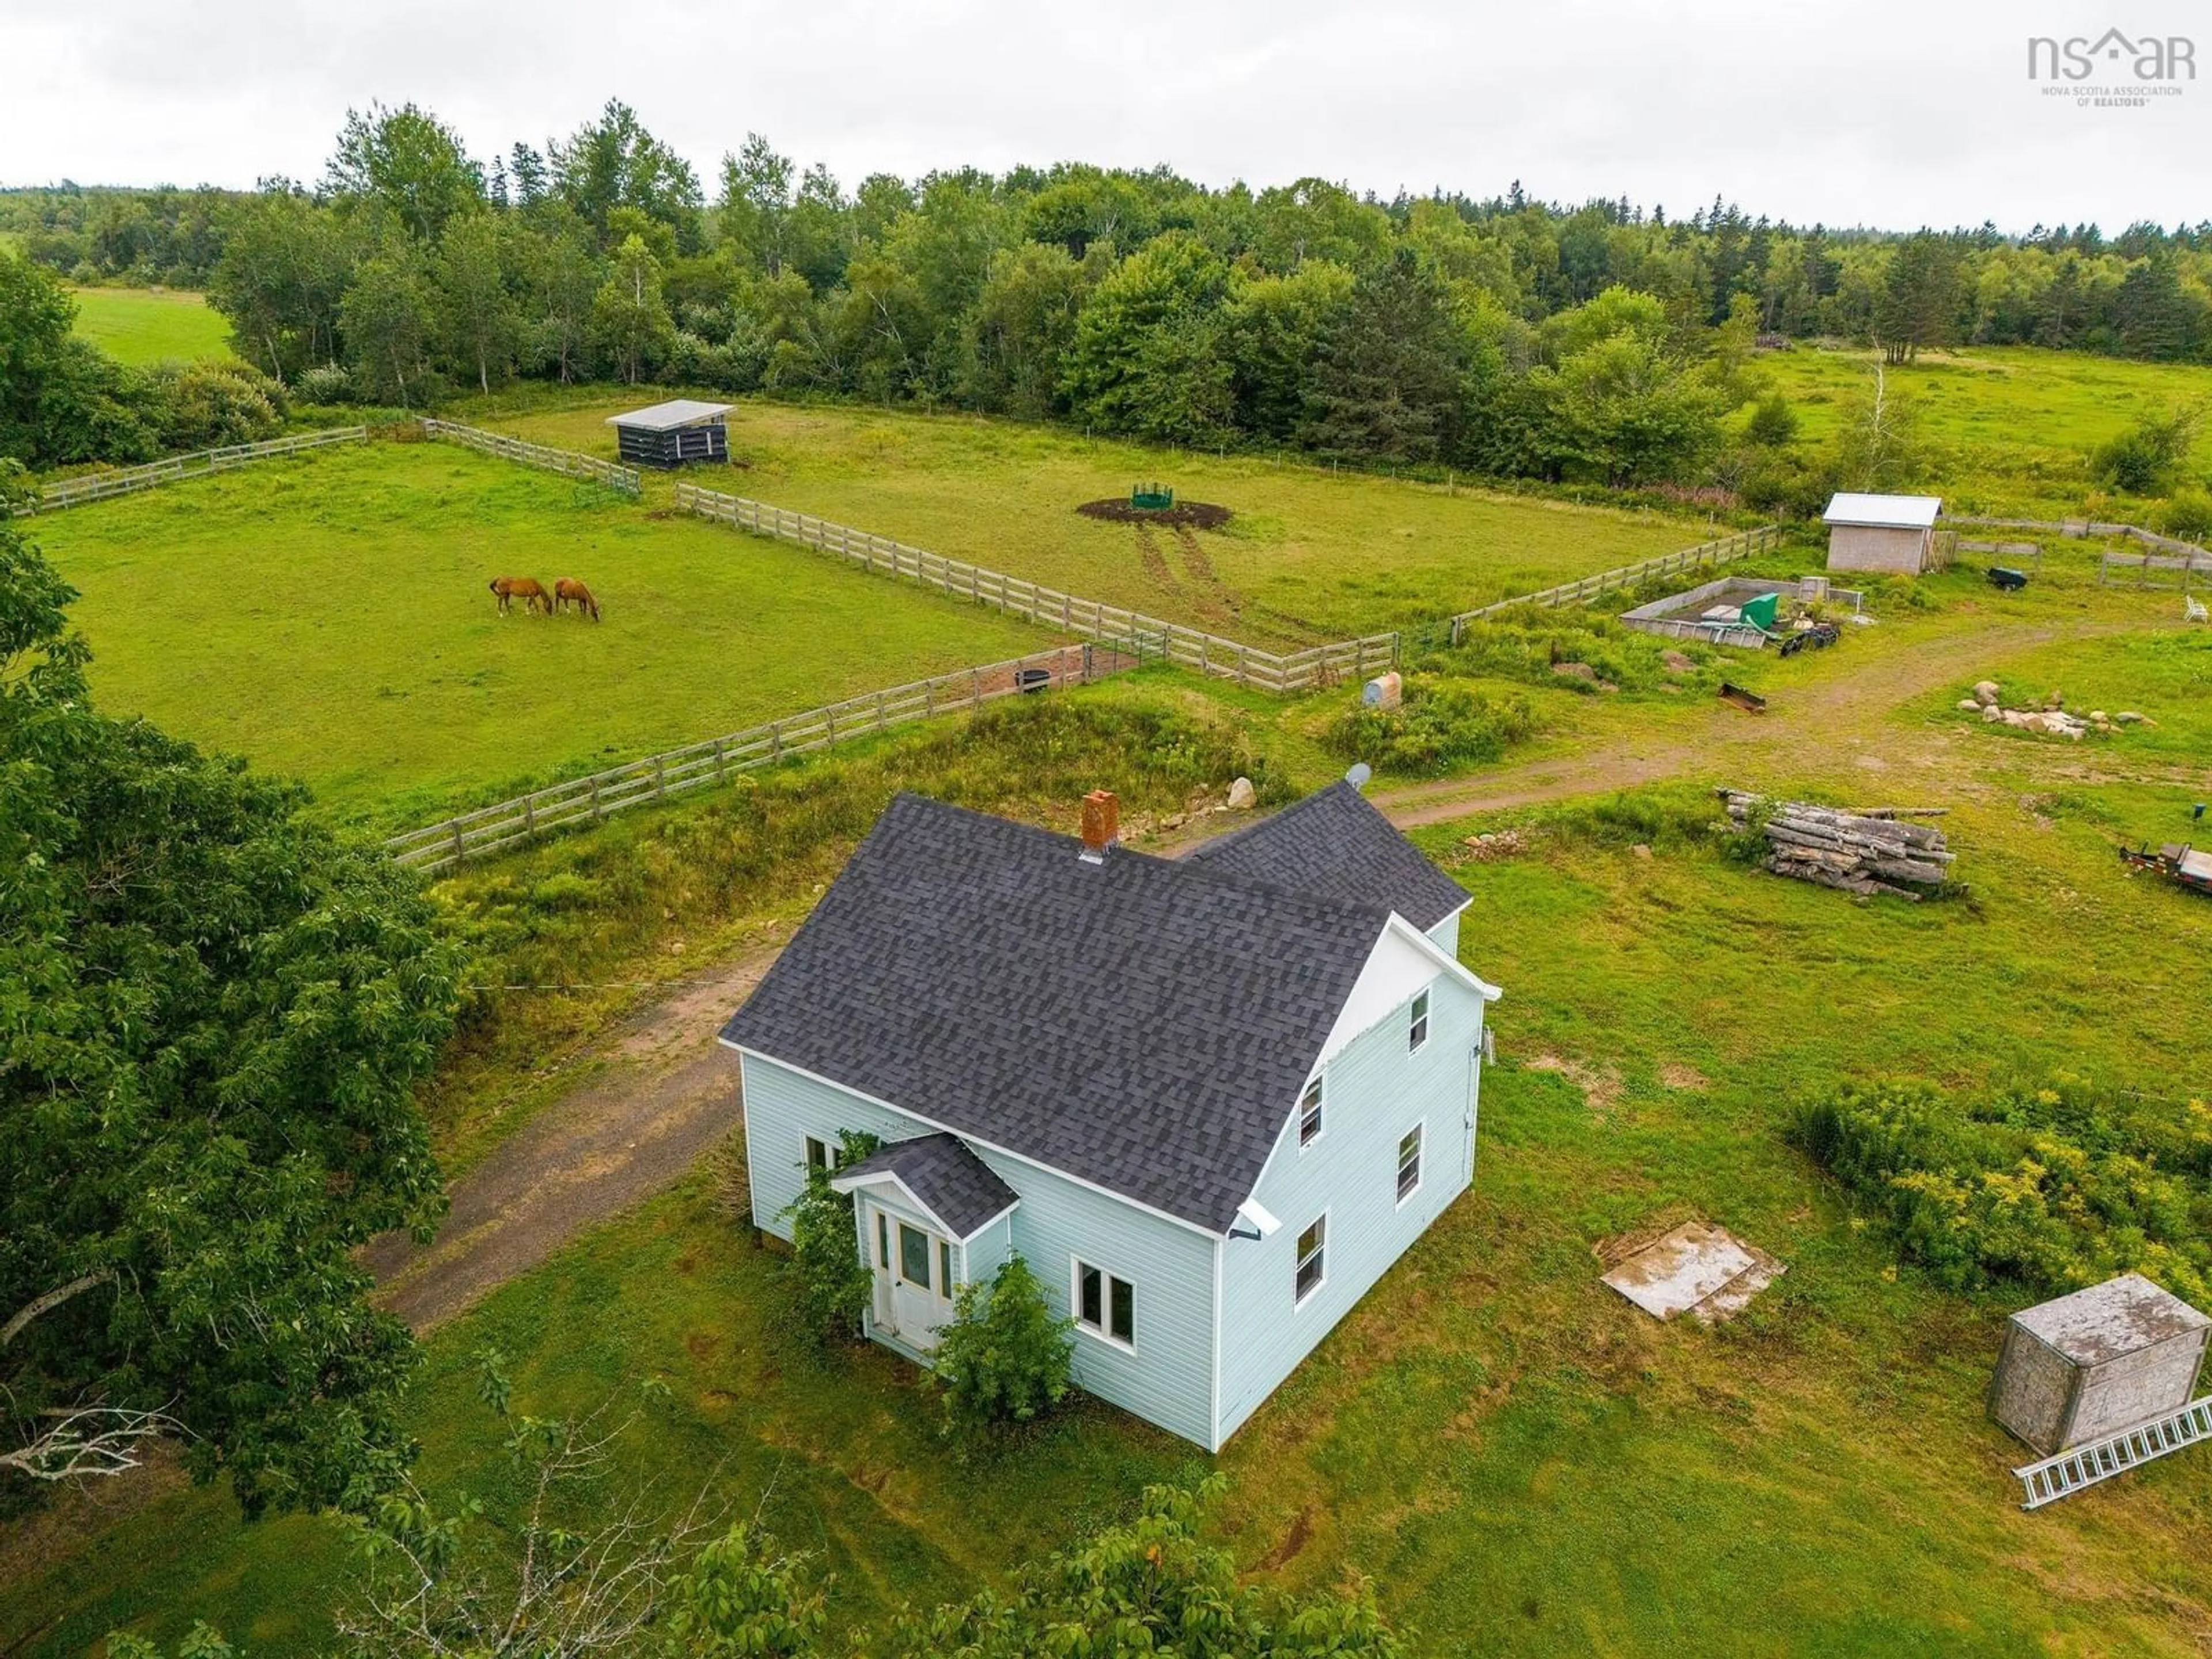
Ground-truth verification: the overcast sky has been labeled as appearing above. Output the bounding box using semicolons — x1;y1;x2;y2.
2;0;2207;231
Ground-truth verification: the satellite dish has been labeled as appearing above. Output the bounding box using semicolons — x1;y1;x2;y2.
1344;763;1373;791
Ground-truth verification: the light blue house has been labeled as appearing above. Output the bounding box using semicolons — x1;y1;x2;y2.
719;782;1499;1450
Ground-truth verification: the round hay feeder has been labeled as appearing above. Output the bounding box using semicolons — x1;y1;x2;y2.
1130;482;1174;512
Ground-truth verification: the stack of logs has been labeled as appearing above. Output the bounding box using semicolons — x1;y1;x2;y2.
1719;790;1955;899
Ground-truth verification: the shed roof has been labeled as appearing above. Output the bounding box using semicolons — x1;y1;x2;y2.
722;790;1469;1233
1823;492;1942;530
831;1132;1018;1240
2012;1272;2211;1365
604;399;735;431
1185;781;1470;933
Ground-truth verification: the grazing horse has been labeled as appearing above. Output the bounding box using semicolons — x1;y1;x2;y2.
553;577;601;622
488;576;552;615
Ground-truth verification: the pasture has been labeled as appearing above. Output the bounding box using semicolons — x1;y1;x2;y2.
486;397;1718;646
67;285;235;365
13;569;2212;1656
24;438;1059;825
1752;343;2212;516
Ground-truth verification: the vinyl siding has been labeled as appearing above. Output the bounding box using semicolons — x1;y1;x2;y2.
736;1049;1218;1447
1427;907;1463;959
1213;970;1486;1446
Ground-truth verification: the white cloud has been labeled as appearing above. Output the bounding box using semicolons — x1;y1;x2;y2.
1;0;2205;228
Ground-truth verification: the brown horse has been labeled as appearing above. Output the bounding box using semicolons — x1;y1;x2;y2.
553;577;601;622
488;576;552;615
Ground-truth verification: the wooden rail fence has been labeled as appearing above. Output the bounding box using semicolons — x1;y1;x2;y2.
16;427;369;515
419;419;642;494
1444;525;1782;644
385;642;1135;873
671;480;1398;695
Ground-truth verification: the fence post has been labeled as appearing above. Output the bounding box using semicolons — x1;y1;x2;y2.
971;667;982;707
771;722;783;762
714;738;726;782
654;756;668;800
876;691;887;732
590;779;603;821
449;823;464;866
524;797;536;838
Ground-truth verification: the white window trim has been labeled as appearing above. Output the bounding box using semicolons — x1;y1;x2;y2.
1408;987;1432;1055
1070;1254;1137;1354
804;1133;841;1173
1293;1210;1329;1311
1297;1073;1325;1152
1395;1122;1425;1209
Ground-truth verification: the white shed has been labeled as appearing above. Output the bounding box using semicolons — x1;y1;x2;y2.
1823;493;1942;574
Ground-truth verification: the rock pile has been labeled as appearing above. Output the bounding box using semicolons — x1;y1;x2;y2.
1720;789;1955;900
1957;680;2146;739
1458;828;1529;863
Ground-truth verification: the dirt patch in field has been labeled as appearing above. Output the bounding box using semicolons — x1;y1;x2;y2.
1135;524;1179;591
1077;498;1233;529
1659;1062;1710;1091
1257;1506;1316;1570
1524;1051;1623;1116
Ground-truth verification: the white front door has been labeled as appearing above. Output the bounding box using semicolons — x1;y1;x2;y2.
872;1203;954;1350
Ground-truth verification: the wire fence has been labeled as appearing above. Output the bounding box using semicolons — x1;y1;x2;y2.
419;419;642;494
16;427;369;515
1442;525;1784;645
385;642;1139;873
671;481;1399;695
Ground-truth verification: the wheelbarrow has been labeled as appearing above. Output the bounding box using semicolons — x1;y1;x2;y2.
1718;682;1767;714
1987;566;2029;592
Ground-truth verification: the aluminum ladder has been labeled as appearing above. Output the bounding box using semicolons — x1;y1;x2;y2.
2014;1396;2212;1509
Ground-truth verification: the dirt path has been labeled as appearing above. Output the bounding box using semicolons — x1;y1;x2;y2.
362;945;782;1333
1374;617;2141;827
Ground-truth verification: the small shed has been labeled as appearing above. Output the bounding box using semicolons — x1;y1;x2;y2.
1990;1273;2210;1457
604;400;733;468
1823;492;1942;574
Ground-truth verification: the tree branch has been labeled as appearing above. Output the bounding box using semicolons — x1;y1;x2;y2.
2;1269;118;1347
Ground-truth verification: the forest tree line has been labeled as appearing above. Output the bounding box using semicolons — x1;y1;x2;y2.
7;97;2212;498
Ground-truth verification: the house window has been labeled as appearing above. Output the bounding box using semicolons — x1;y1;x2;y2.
898;1222;931;1289
1294;1215;1327;1306
1075;1259;1136;1347
804;1135;839;1173
875;1210;889;1268
1298;1075;1324;1148
939;1240;955;1297
1408;988;1431;1053
1397;1124;1423;1203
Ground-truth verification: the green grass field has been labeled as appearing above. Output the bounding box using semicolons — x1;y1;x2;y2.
67;285;234;366
24;440;1059;826
12;569;2212;1655
1751;343;2212;517
486;397;1720;646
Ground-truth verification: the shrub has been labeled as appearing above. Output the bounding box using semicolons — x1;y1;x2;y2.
779;1129;882;1345
930;1254;1073;1437
147;361;287;450
1324;676;1536;778
292;363;356;406
2160;486;2212;545
1791;1075;2212;1305
2090;405;2200;495
1745;391;1800;448
1445;616;1712;695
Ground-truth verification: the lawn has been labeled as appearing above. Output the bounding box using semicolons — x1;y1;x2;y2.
24;438;1060;827
11;576;2212;1655
1752;342;2212;518
480;395;1721;647
67;285;235;366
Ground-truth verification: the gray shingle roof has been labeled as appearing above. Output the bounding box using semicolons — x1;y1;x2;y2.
723;792;1412;1233
832;1132;1019;1239
1184;781;1469;932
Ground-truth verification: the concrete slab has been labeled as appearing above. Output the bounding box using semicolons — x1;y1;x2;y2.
1602;1221;1785;1324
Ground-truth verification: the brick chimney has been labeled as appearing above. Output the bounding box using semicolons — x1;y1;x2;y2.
1079;789;1119;862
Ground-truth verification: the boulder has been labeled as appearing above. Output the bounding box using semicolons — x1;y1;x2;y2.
1981;704;2002;723
1957;698;1982;712
2043;690;2065;711
1972;680;2001;706
2115;711;2146;725
1631;843;1654;861
1226;777;1257;810
1552;661;1599;683
1661;650;1697;676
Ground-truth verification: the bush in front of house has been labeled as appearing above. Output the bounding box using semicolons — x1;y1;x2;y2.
930;1254;1073;1438
780;1130;882;1346
1790;1075;2212;1305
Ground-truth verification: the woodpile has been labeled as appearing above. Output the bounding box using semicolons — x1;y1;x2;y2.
1719;790;1955;899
